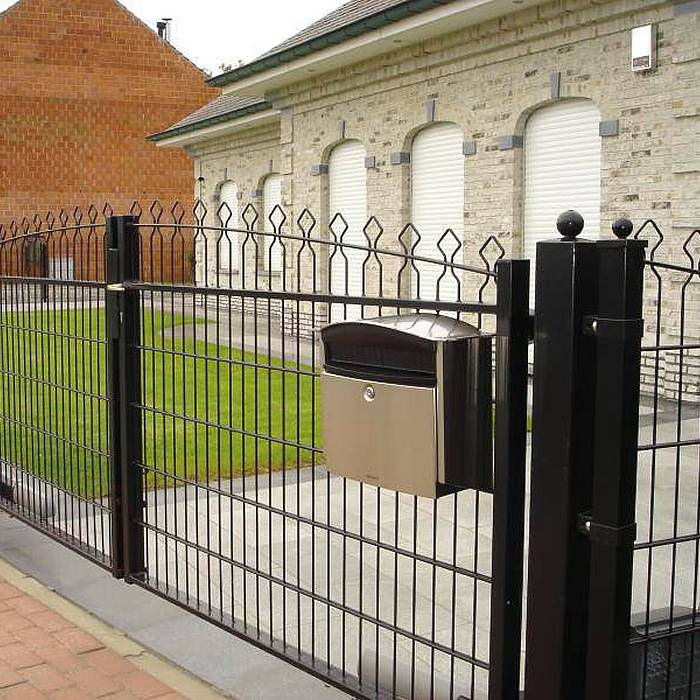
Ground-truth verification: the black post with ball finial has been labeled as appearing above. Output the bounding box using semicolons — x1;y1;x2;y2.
584;220;646;700
524;213;647;700
525;210;599;700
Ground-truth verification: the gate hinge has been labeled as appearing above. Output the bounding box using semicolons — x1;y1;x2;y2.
577;512;636;547
106;285;124;339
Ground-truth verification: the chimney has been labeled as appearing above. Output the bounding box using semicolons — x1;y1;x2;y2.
157;18;172;43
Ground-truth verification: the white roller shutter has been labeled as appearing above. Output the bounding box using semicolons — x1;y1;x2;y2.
523;100;602;289
263;174;283;272
218;181;239;273
411;123;464;302
329;140;367;319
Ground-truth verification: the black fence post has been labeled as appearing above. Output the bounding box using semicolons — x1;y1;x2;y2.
105;215;144;581
490;258;530;700
584;221;646;699
524;211;598;700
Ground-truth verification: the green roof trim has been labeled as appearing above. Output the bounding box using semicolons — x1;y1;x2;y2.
208;0;452;88
148;99;273;142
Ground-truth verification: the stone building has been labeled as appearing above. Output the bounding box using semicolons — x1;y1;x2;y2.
152;0;699;398
0;0;217;279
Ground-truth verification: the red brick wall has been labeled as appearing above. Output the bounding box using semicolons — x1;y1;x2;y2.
0;0;216;279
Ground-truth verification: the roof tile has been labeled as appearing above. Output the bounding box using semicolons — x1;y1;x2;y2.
257;0;417;59
151;93;270;139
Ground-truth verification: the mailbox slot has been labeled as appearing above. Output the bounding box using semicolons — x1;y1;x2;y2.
323;323;435;386
321;313;492;498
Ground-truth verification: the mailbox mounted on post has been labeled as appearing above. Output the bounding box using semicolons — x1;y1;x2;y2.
320;313;493;498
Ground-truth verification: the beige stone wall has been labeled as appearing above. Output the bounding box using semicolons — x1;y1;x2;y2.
189;0;699;252
184;0;700;396
278;0;693;251
187;121;283;290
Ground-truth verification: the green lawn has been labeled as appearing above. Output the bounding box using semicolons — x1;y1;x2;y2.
0;307;320;497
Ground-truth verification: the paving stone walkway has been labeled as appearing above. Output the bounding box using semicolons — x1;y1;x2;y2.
0;570;216;700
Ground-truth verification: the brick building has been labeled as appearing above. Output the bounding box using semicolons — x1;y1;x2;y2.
153;0;700;400
0;0;217;279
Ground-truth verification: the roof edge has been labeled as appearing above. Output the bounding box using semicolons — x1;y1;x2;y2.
208;0;451;88
148;99;272;142
0;0;26;21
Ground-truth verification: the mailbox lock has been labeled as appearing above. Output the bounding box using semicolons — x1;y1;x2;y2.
363;385;376;402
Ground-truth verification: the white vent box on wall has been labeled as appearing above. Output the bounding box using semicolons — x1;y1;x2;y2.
631;25;656;72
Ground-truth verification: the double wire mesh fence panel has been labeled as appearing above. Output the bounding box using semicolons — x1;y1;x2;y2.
630;221;700;697
0;207;112;567
0;198;526;700
0;202;196;572
124;200;516;700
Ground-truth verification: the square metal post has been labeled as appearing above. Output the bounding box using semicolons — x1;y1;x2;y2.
524;212;598;700
489;258;530;700
584;230;646;700
105;215;144;580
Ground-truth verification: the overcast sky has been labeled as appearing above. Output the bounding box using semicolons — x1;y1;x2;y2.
0;0;344;74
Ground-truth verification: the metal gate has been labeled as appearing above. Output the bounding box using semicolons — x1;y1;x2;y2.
0;201;530;700
3;200;691;699
0;209;113;571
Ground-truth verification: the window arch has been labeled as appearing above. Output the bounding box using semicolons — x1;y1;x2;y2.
218;181;239;273
410;122;464;301
262;174;283;273
523;99;601;265
328;140;367;318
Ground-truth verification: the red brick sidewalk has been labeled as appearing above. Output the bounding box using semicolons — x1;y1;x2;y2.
0;576;184;699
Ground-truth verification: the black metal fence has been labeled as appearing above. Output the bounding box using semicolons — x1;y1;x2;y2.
522;214;700;700
628;222;700;699
0;210;112;567
0;202;195;572
0;201;529;700
1;200;698;700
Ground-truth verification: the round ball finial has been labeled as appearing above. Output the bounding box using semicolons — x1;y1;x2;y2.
612;217;634;239
556;210;585;239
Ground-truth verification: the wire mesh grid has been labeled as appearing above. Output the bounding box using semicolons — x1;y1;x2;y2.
0;199;518;699
630;221;700;697
128;200;505;699
0;208;112;566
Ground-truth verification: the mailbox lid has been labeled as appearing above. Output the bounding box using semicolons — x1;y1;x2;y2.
321;313;484;386
321;372;438;498
323;312;483;343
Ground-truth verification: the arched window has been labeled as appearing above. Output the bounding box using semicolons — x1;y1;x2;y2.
523;99;601;271
328;140;367;318
411;122;464;301
262;174;283;273
218;181;239;273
